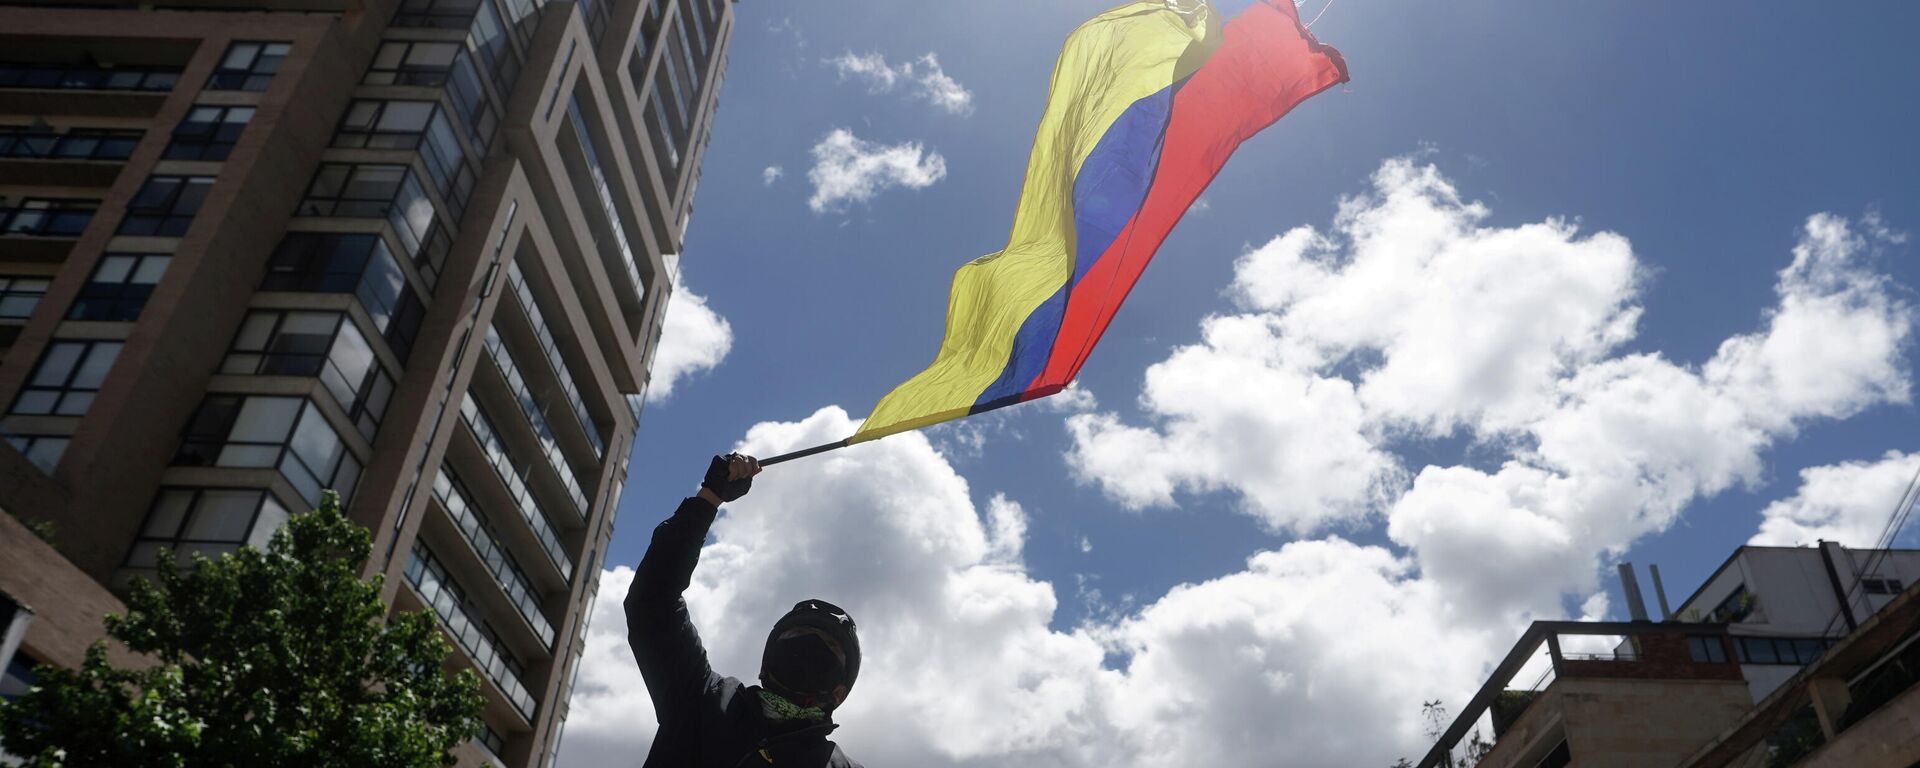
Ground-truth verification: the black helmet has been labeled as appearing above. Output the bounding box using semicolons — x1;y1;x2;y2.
760;599;860;708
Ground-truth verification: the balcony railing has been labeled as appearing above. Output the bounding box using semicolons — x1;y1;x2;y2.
459;393;573;580
481;325;590;516
404;541;537;721
433;465;557;649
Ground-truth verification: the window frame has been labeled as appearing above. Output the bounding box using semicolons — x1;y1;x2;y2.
1;198;99;237
10;339;123;416
118;175;215;237
68;252;171;321
222;309;396;441
164;105;254;161
173;395;362;506
0;275;51;319
206;41;291;92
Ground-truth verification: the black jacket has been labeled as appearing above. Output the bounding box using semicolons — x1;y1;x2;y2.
627;496;862;767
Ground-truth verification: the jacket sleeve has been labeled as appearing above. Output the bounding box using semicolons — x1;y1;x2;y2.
626;495;721;721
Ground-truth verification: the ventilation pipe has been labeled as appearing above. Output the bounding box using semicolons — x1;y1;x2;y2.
1618;563;1650;622
1649;564;1675;620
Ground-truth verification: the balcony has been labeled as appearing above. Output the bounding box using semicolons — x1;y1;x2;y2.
1421;622;1751;768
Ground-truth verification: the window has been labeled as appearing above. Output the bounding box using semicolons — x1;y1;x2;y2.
174;395;361;505
262;233;427;360
417;109;473;219
164;106;253;161
207;41;290;91
1863;578;1904;595
393;0;487;29
1732;636;1834;666
365;40;462;85
11;340;121;416
0;128;142;160
223;310;395;441
2;650;40;702
118;175;213;236
0;276;50;319
68;253;170;321
2;199;98;237
333;99;436;150
297;163;441;260
4;434;69;473
1688;635;1728;664
0;64;179;92
1707;585;1757;624
118;488;289;583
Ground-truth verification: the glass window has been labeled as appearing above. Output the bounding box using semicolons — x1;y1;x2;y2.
297;163;442;263
333;99;436;150
262;233;426;360
0;64;178;92
433;466;555;647
207;41;291;91
0;128;142;160
164;106;253;161
1687;635;1727;664
459;394;572;576
393;0;486;28
3;434;70;474
68;253;170;321
417;109;473;219
223;310;395;441
364;41;462;85
1739;637;1781;664
118;487;289;583
2;199;98;237
0;276;50;319
174;395;361;505
118;176;214;236
11;340;121;416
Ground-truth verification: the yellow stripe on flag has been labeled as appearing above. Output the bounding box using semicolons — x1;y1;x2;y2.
854;2;1217;442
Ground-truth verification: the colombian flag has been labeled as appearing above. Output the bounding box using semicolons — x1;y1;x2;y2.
855;0;1348;443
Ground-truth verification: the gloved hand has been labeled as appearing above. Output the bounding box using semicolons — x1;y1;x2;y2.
701;453;759;502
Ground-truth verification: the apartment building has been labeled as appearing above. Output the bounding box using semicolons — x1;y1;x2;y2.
0;0;736;764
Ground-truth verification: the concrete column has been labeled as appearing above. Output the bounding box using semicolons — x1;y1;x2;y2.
1807;676;1853;739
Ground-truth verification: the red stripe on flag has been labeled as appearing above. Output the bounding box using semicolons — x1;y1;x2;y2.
1030;0;1348;393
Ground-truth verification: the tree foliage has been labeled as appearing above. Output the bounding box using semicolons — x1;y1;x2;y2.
0;491;482;767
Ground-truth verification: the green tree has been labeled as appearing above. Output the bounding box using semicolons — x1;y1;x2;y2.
0;491;482;767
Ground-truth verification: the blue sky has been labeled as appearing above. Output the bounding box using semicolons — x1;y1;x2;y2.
560;1;1920;764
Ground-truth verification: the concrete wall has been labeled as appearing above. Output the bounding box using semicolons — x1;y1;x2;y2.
0;508;137;670
1801;681;1920;768
1557;678;1753;768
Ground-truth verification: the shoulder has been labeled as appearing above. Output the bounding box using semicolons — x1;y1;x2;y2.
830;743;862;768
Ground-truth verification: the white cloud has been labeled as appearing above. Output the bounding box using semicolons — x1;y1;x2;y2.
826;51;975;116
1071;157;1911;621
559;408;1507;768
807;129;947;214
561;158;1914;768
1751;451;1919;547
762;165;783;186
645;266;733;402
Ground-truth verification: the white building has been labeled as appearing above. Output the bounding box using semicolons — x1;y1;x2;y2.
1668;543;1920;701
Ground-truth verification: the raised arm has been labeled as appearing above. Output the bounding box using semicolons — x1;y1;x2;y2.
625;454;759;720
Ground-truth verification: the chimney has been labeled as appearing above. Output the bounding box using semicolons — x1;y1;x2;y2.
1618;563;1650;622
1648;564;1675;620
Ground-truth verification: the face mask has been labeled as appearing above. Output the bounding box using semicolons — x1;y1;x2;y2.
764;631;845;702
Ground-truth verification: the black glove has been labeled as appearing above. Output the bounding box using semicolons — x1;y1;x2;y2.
701;453;753;502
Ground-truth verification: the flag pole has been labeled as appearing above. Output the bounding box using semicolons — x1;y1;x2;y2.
758;386;1069;468
759;438;851;467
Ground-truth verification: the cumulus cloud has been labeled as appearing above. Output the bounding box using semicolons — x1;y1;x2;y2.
558;408;1504;768
560;158;1913;768
1070;156;1912;617
645;266;733;402
762;165;783;186
1751;451;1919;547
826;51;975;116
807;129;947;213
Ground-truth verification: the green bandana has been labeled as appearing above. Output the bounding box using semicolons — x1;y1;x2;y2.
758;689;826;722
